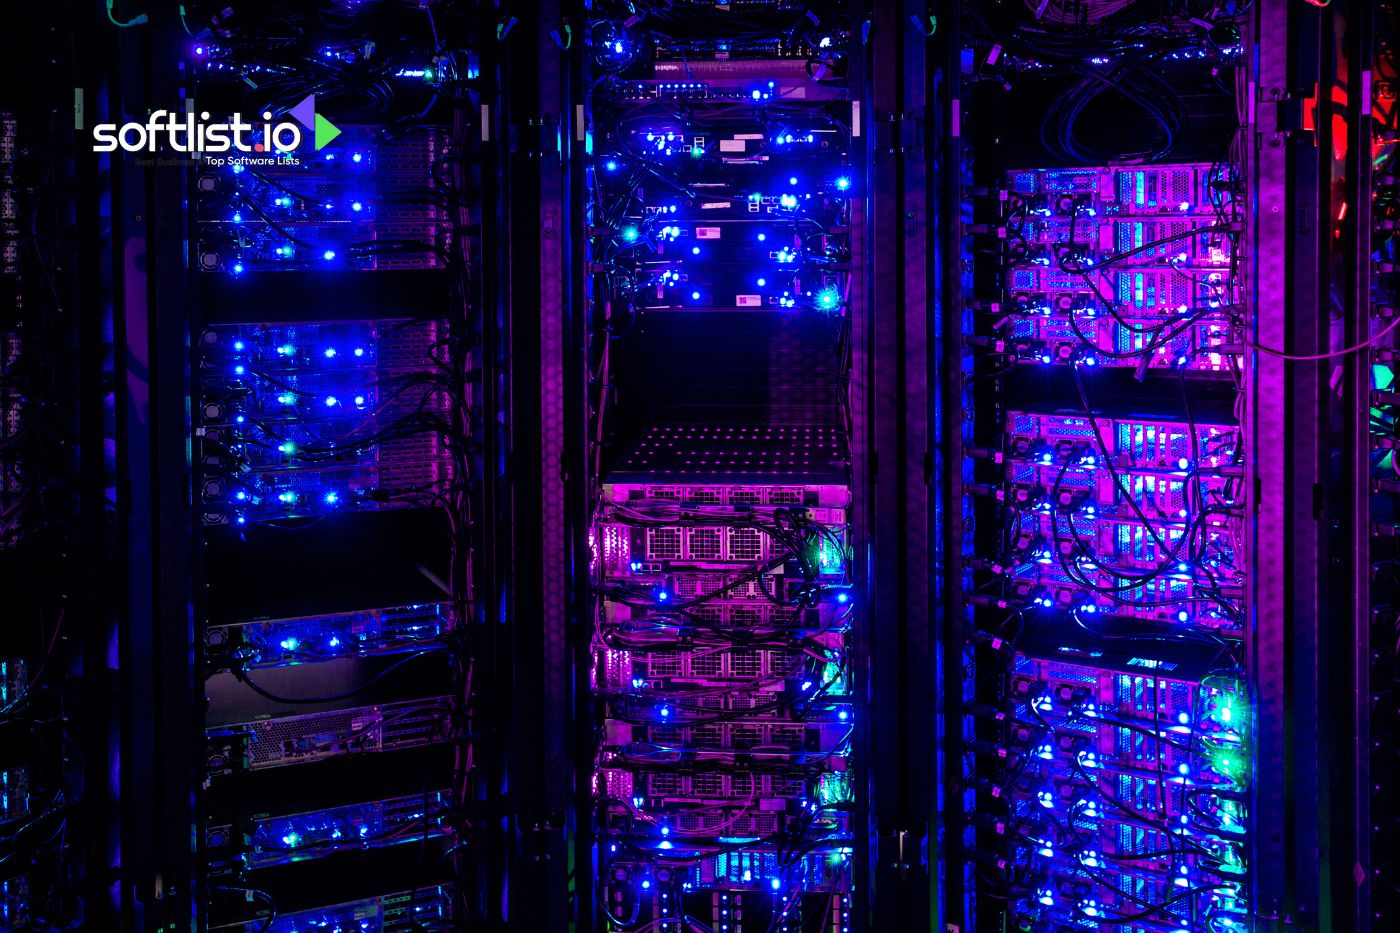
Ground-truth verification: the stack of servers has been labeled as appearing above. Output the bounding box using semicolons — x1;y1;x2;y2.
593;479;854;930
586;3;859;928
964;155;1251;931
191;16;476;928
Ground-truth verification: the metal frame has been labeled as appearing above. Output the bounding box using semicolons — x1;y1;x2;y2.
474;9;510;925
1250;0;1369;927
852;0;897;925
500;1;574;926
1346;2;1374;927
1247;0;1295;920
855;2;937;931
105;3;199;928
931;1;973;928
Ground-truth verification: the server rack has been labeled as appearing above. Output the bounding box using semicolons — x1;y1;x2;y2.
952;4;1256;932
576;8;864;930
178;5;488;930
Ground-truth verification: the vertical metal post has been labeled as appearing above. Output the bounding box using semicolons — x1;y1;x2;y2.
1251;0;1345;926
931;0;973;927
855;0;903;928
475;12;509;924
63;0;122;925
1249;0;1294;922
564;4;597;930
106;3;197;929
502;2;571;928
1347;3;1374;928
900;2;936;932
857;3;935;931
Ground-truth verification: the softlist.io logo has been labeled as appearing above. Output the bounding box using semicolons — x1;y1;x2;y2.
91;93;341;164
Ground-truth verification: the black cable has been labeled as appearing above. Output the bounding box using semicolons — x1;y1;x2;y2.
210;885;276;933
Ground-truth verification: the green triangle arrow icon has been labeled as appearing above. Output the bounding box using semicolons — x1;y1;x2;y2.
314;113;342;150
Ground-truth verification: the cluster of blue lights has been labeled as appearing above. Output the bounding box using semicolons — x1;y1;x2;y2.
237;791;448;871
201;321;451;524
592;43;857;919
221;603;448;669
596;487;856;917
750;81;778;101
203;126;451;273
999;164;1239;372
597;104;851;311
1005;659;1251;928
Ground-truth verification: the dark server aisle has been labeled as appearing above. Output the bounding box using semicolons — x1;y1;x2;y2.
0;0;1392;931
